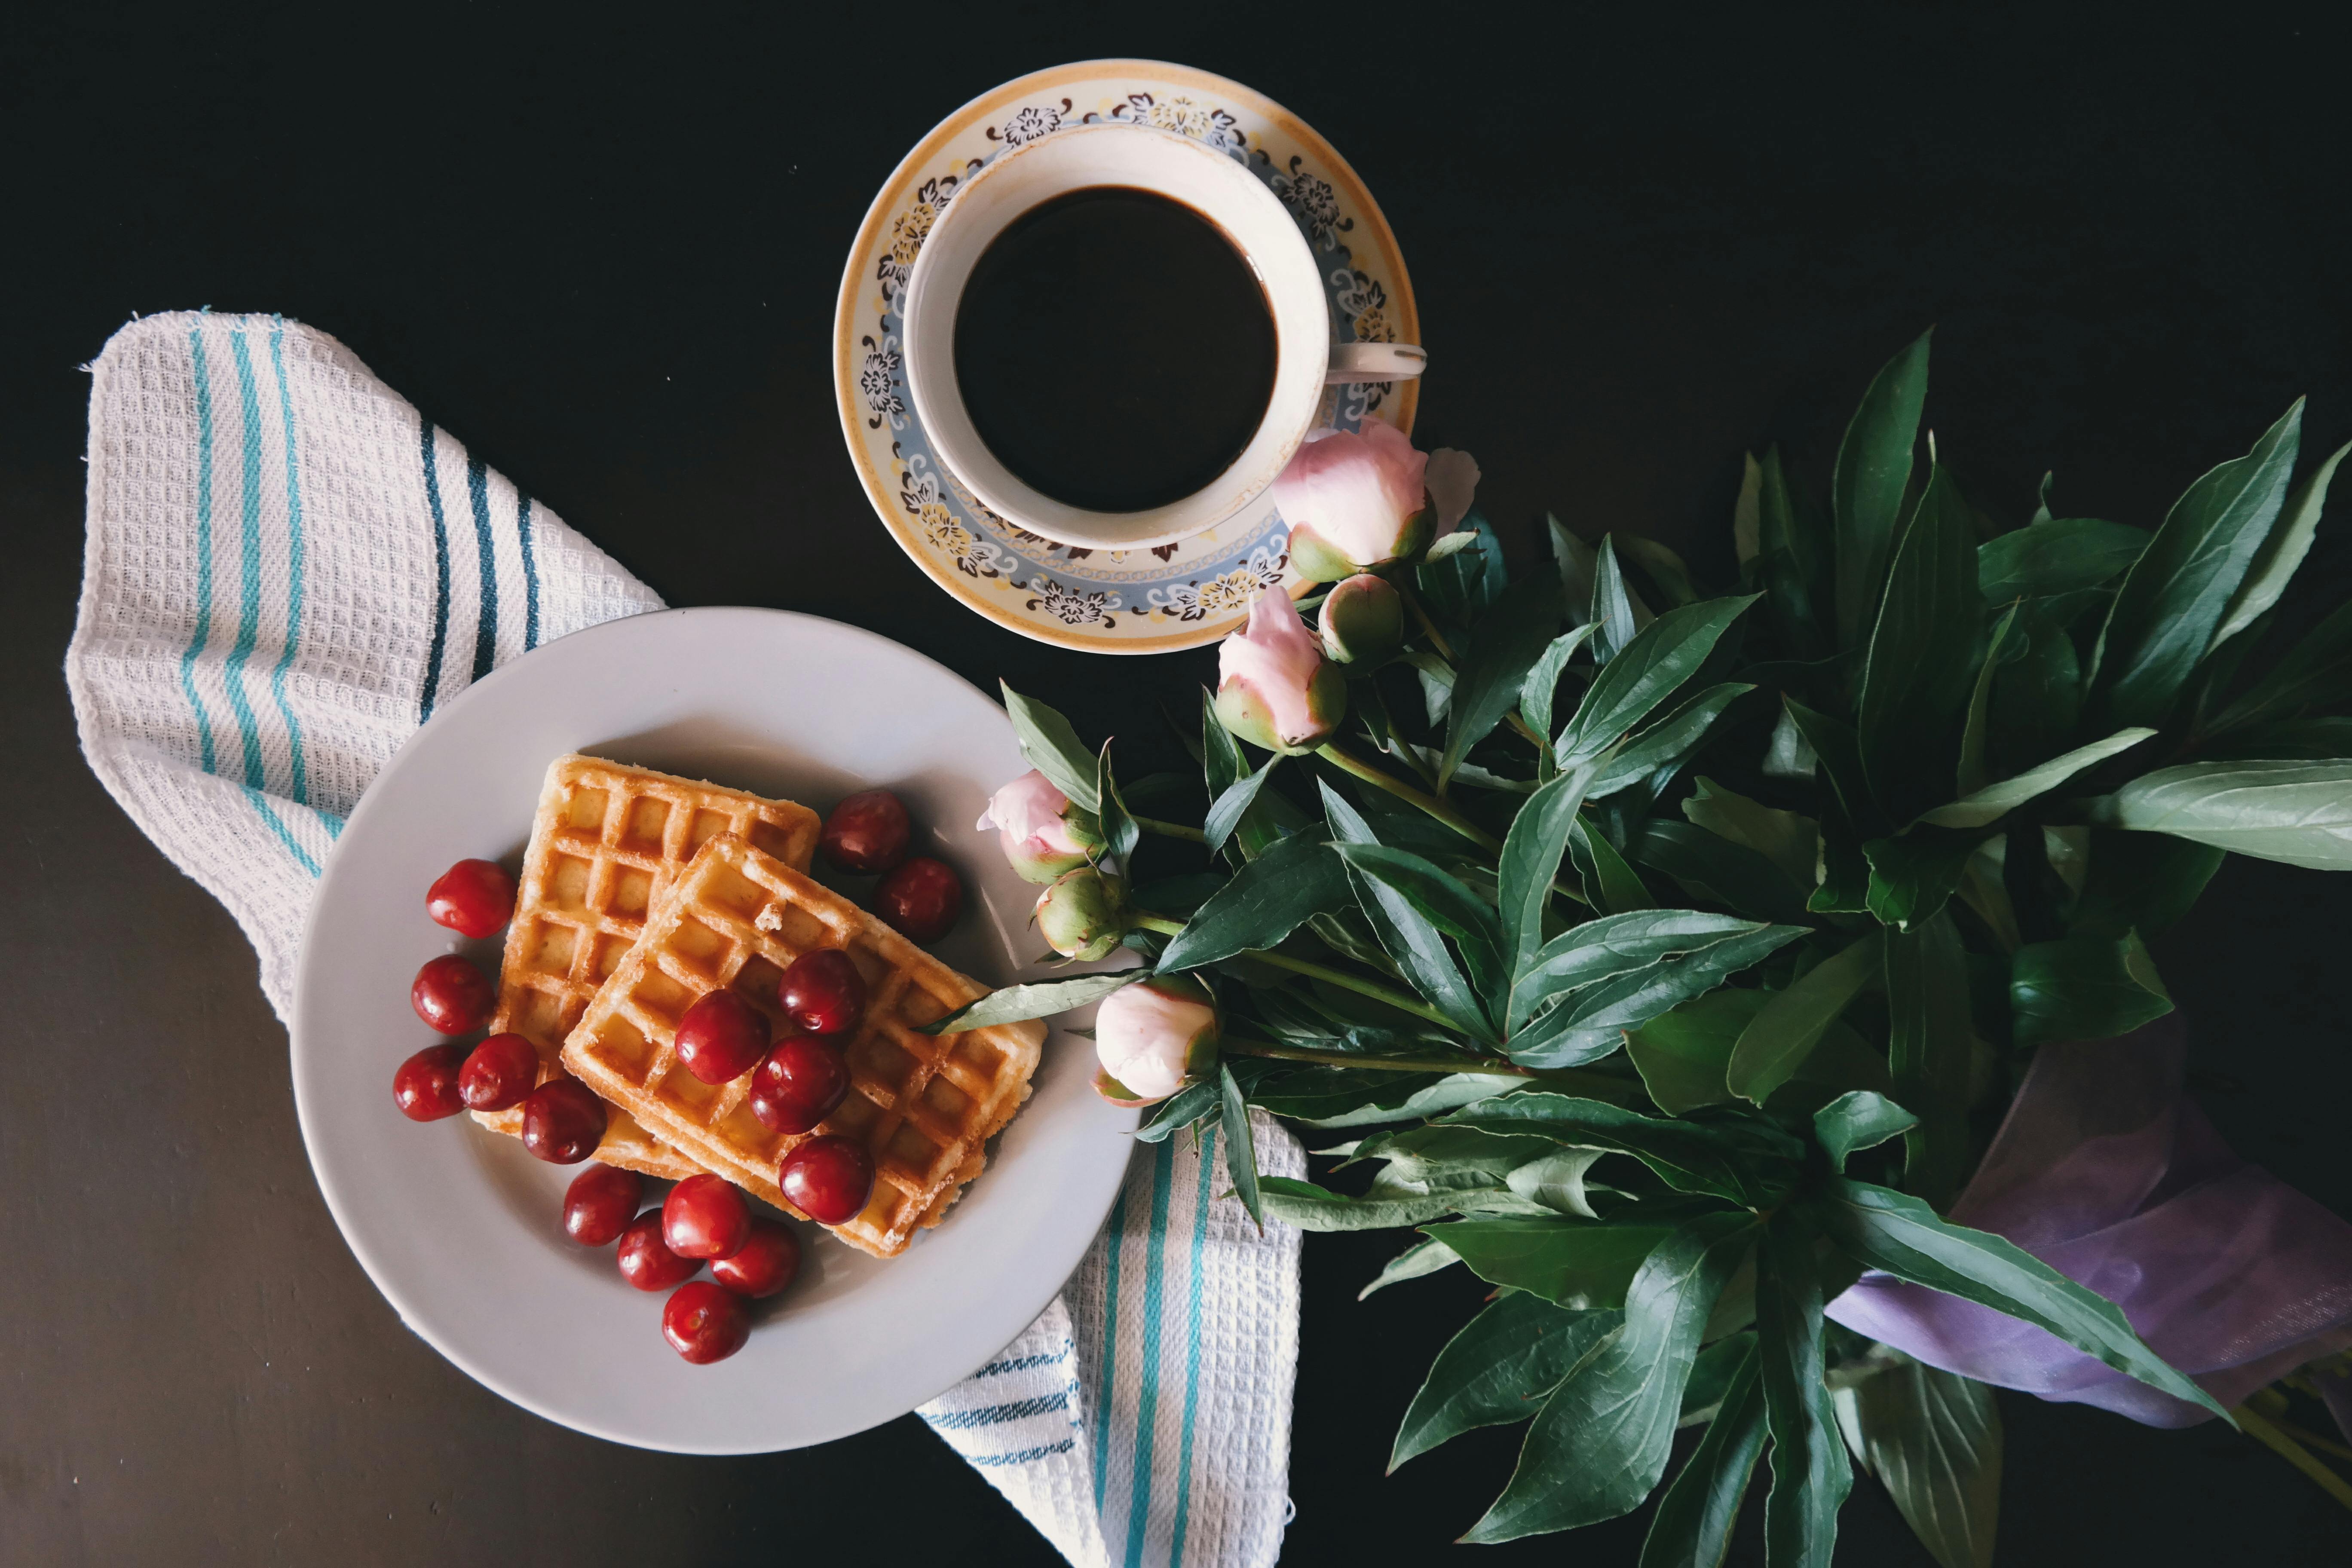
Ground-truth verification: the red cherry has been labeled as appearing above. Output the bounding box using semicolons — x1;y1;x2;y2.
662;1280;751;1364
777;949;867;1038
673;989;771;1084
749;1037;852;1136
519;1079;607;1164
710;1219;801;1298
411;954;496;1035
820;788;913;875
426;858;518;938
874;857;962;943
563;1165;644;1246
458;1031;541;1112
779;1135;876;1226
663;1173;752;1260
616;1209;700;1291
392;1043;467;1121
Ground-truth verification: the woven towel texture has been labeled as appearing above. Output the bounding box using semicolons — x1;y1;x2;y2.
64;312;1301;1568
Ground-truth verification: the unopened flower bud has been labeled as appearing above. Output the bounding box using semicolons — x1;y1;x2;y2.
1093;974;1221;1106
1317;573;1405;666
976;770;1105;884
1213;591;1346;755
1034;867;1129;961
1273;418;1435;583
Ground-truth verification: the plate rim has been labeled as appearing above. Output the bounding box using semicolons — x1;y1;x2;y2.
831;57;1420;656
288;605;1133;1452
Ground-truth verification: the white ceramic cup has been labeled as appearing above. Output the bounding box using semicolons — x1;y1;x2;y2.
900;122;1425;552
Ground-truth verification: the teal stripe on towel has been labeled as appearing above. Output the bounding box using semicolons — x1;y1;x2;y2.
223;331;270;789
1167;1121;1219;1568
1092;1181;1129;1510
465;456;499;682
242;786;320;877
417;419;454;722
265;321;311;806
516;493;541;649
179;329;221;774
1124;1138;1177;1567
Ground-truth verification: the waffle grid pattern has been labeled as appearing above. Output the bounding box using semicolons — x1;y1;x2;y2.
476;754;819;1178
562;833;1043;1258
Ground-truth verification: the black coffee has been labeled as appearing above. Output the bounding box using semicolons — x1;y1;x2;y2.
953;186;1277;514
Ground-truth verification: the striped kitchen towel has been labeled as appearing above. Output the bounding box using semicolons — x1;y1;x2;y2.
65;311;1304;1568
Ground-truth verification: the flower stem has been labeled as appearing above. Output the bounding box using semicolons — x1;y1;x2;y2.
1133;914;1188;937
1315;740;1504;853
2236;1404;2352;1513
1131;814;1207;843
1223;1033;1530;1077
1237;949;1462;1029
1400;582;1459;664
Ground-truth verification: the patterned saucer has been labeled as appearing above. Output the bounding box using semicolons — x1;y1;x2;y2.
833;59;1421;655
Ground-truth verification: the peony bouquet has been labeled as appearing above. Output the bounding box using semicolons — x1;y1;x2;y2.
929;332;2352;1564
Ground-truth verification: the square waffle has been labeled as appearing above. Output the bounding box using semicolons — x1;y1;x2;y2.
560;832;1045;1258
475;754;822;1179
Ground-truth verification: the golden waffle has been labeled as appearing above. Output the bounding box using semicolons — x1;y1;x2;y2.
475;754;821;1179
561;833;1045;1258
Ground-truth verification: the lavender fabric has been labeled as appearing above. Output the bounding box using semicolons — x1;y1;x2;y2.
1828;1015;2352;1427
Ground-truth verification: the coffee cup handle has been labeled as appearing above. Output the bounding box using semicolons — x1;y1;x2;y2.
1325;342;1427;385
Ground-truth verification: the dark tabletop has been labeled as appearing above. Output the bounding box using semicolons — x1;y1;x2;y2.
8;5;2352;1564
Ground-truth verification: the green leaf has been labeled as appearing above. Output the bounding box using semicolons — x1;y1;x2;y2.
1001;681;1100;812
1590;535;1653;664
1813;1090;1918;1171
1354;1121;1563;1184
1804;1177;2229;1420
1418;512;1510;627
1858;466;1984;824
1833;329;1932;651
2199;715;2352;760
1955;603;2020;799
1220;1065;1262;1229
1509;909;1782;1035
1831;1361;2001;1568
1571;815;1656;914
1133;1075;1222;1143
1727;931;1882;1105
1552;512;1600;622
1884;912;1973;1208
1625;989;1764;1114
1683;1330;1759;1422
1975;518;2148;601
1758;444;1831;659
2067;831;2223;940
1498;768;1599;983
1734;454;1764;569
1462;1212;1761;1542
2210;597;2352;734
1440;1094;1807;1209
1862;828;1980;931
1622;536;1701;609
1756;1214;1853;1568
1919;728;2157;828
917;969;1143;1034
1640;1341;1767;1568
1202;685;1245;798
2209;437;2349;655
1444;576;1562;787
1507;1147;1611;1219
1202;753;1279;856
1631;821;1815;926
1155;833;1349;972
1392;1293;1622;1470
2010;930;2171;1047
1321;781;1499;1041
1589;683;1755;799
1990;605;2084;781
1782;697;1871;824
1433;1217;1675;1308
1684;776;1819;888
1561;597;1761;765
2089;401;2304;729
1291;1071;1525;1130
1810;807;1872;914
1359;1236;1461;1300
2087;759;2352;870
1257;1175;1473;1232
1093;740;1139;866
1522;623;1601;741
1332;842;1509;1018
1509;922;1807;1071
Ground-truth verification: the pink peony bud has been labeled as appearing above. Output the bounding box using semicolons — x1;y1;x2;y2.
1214;591;1348;755
1093;975;1221;1106
1034;867;1129;962
975;770;1105;884
1317;573;1406;666
1272;417;1434;583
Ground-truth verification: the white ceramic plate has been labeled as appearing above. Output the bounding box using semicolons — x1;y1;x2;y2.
291;607;1134;1453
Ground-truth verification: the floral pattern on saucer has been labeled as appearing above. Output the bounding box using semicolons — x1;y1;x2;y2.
834;61;1420;655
